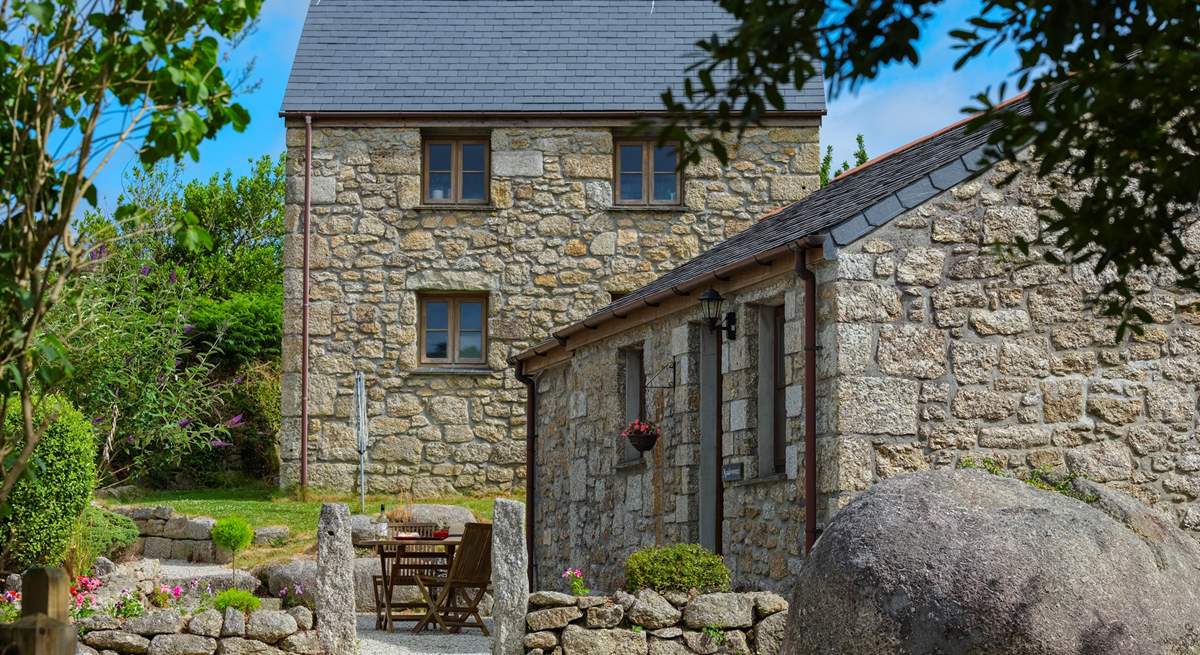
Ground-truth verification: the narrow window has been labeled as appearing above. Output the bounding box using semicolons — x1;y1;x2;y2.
772;306;786;474
757;305;786;477
423;138;490;204
614;140;680;205
621;347;646;462
419;295;488;366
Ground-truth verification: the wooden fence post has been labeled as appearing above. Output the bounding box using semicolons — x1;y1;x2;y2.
0;568;76;655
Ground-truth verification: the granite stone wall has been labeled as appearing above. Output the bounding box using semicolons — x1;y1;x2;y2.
521;589;789;655
280;121;822;496
76;607;318;655
823;154;1200;530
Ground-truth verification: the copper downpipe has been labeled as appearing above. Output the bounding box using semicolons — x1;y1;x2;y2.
795;247;818;553
514;359;537;587
300;115;312;490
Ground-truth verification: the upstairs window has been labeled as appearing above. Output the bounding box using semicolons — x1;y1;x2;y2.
424;139;489;204
419;295;488;366
615;140;680;205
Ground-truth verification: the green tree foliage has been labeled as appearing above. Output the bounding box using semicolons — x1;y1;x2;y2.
0;0;263;511
211;516;253;573
624;543;731;593
659;1;1199;330
819;133;869;187
190;287;283;367
46;227;234;485
0;396;96;570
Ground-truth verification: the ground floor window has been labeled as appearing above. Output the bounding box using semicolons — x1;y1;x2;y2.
419;294;487;366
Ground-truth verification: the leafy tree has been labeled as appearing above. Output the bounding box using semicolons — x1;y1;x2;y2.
130;154;285;300
0;0;262;510
819;133;868;187
45;227;234;484
659;1;1199;329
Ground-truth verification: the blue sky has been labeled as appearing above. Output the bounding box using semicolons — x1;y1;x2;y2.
92;0;1018;208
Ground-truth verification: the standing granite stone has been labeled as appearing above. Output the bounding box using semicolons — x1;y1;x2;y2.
491;499;529;655
315;503;355;655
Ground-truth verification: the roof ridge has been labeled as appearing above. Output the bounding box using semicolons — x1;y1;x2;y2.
825;90;1030;187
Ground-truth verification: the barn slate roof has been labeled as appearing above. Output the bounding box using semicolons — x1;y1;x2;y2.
281;0;826;114
513;94;1032;362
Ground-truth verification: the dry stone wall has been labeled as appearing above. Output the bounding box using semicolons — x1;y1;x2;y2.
76;607;318;655
113;507;289;564
824;154;1200;534
281;121;821;496
521;590;789;655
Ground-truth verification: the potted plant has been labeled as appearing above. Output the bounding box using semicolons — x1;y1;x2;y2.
622;419;661;453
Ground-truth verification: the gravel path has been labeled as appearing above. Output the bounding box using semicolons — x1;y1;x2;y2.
357;615;492;655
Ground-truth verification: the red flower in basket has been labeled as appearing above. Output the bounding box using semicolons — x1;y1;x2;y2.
621;419;661;453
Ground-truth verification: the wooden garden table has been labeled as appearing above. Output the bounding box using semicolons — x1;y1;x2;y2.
361;536;462;631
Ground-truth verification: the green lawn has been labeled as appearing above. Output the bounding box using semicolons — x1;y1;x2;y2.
100;483;524;568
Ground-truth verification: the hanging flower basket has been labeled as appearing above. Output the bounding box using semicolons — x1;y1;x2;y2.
622;419;661;453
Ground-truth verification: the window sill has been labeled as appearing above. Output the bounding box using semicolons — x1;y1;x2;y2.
726;472;788;489
607;205;688;213
410;367;495;376
615;457;645;471
415;204;497;212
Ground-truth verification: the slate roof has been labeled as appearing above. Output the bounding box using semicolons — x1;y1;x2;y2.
514;94;1031;361
281;0;826;114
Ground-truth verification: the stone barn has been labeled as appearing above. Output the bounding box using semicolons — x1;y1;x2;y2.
513;96;1200;592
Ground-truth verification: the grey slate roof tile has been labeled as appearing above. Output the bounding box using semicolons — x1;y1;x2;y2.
282;0;826;114
528;96;1032;347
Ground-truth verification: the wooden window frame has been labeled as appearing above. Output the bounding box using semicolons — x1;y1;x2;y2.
772;305;787;475
418;294;489;367
613;139;682;206
422;138;490;205
757;304;787;477
620;347;647;463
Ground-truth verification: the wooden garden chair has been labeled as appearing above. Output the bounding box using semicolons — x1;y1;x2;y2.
371;522;441;630
413;522;492;635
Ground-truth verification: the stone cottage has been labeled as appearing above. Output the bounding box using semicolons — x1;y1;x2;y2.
278;0;826;495
513;95;1200;592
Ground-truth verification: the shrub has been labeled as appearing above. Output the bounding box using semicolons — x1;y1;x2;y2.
211;516;253;569
213;589;260;613
63;506;139;577
190;288;282;367
0;396;97;570
624;543;731;593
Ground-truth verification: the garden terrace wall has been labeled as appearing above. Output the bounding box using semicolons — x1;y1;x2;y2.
76;607;319;655
522;590;788;655
114;507;288;564
280;121;821;496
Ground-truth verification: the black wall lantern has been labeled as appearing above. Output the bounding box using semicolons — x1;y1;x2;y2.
699;287;737;340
